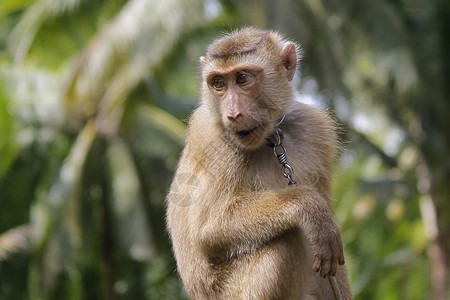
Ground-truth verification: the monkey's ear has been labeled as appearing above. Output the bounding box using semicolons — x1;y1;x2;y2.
280;42;297;81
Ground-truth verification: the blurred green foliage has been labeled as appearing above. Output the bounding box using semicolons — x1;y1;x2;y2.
1;0;449;299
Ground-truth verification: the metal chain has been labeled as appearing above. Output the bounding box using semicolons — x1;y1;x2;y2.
265;116;297;186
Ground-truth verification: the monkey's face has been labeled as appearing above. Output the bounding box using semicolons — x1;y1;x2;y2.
200;29;299;150
205;64;282;150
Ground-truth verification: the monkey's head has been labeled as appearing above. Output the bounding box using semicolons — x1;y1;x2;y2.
199;27;300;150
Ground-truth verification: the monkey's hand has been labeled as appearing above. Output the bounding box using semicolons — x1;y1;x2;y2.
303;214;345;278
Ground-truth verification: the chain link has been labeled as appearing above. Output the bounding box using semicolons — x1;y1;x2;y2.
265;116;297;186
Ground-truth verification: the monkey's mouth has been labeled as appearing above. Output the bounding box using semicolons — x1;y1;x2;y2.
236;126;260;138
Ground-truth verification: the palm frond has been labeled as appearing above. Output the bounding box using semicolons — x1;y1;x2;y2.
43;119;97;245
63;0;204;125
108;138;156;260
140;104;185;144
0;0;34;20
8;0;86;62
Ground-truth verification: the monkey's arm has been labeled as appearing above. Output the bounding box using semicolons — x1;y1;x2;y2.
198;185;344;277
281;104;346;276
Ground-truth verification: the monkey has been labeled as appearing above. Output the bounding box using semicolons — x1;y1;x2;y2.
166;27;352;299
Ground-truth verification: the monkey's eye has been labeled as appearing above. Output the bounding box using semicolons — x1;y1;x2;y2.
212;77;227;90
236;71;252;85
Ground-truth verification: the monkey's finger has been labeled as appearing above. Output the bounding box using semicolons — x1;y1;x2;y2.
319;252;331;278
339;252;345;265
312;254;321;273
329;258;338;276
320;242;333;278
328;241;339;276
339;242;345;265
337;238;345;265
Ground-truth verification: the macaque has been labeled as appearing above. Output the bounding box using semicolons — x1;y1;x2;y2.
166;27;352;299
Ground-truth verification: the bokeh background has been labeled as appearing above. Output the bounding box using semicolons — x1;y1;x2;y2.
0;0;449;299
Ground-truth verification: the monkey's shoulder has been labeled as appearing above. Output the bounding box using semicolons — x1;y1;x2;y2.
283;102;338;172
288;101;335;128
285;102;336;142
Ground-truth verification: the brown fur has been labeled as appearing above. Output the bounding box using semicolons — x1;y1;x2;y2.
206;28;270;59
166;27;352;299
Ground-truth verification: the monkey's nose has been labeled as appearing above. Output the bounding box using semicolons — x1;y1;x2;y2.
227;112;242;121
